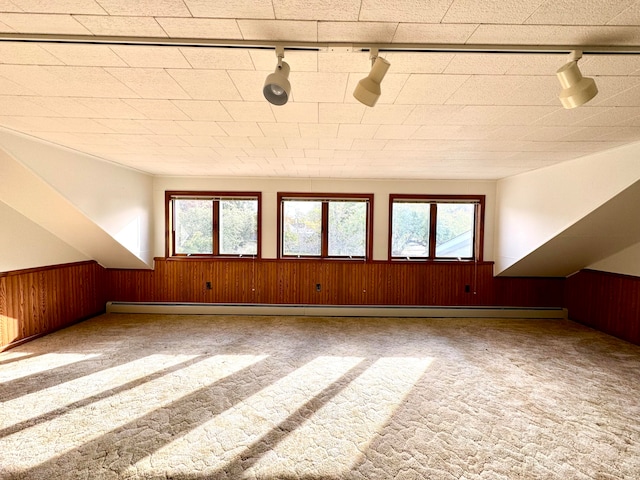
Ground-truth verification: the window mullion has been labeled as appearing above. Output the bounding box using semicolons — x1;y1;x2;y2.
321;201;329;258
212;199;220;256
429;203;437;259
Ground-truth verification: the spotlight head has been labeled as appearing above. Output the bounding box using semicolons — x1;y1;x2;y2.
557;53;598;109
264;61;291;106
353;56;390;107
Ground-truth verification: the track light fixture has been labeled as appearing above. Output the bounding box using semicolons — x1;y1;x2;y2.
263;46;291;106
557;50;598;109
353;48;390;107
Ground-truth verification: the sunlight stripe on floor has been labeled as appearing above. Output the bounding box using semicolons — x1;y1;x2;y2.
0;354;198;430
0;353;101;383
128;356;365;478
246;357;433;478
0;354;266;474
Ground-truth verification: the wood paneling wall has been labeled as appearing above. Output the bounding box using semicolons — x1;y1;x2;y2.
0;261;106;350
106;258;565;308
565;269;640;345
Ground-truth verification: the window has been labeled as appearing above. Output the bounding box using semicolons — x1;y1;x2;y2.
389;195;484;261
166;191;261;258
278;193;373;260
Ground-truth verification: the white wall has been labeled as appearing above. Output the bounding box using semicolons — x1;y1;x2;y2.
153;176;496;260
0;128;154;265
0;201;89;272
494;142;640;275
588;242;640;277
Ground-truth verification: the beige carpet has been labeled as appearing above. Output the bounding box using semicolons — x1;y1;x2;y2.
0;313;639;479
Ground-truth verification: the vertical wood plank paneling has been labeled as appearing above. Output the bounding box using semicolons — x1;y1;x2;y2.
0;261;106;351
565;269;640;345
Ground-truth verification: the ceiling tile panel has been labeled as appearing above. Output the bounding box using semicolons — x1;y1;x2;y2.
177;121;227;136
0;13;90;34
359;0;452;22
76;98;147;119
11;0;106;14
392;23;478;43
337;124;379;139
318;103;365;123
181;48;255;70
0;42;64;65
273;0;360;21
182;136;223;147
394;74;469;105
288;72;349;103
403;105;465;125
250;49;318;72
238;20;318;41
443;0;545;23
106;67;189;99
219;121;264;137
250;136;286;148
299;123;339;138
259;122;301;137
0;96;58;117
110;46;191;68
73;15;167;36
95;0;191;16
168;69;241;100
125;99;192;120
222;101;276;122
172;100;234;121
361;104;415;125
525;0;635;25
156;17;243;39
271;102;319;123
32;97;106;118
41;44;127;67
227;70;271;102
317;21;397;43
383;52;453;74
373;124;419;139
469;25;640;46
136;120;190;135
184;0;274;19
96;119;152;134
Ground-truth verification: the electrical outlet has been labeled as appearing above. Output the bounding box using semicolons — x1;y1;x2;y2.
316;283;321;292
206;281;212;290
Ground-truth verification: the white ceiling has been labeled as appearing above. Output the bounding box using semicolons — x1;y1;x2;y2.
2;0;640;180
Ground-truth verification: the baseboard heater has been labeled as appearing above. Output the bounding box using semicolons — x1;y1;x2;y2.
106;302;567;319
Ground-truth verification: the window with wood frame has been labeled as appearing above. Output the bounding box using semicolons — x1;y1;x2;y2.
278;193;373;260
389;195;484;261
166;191;261;258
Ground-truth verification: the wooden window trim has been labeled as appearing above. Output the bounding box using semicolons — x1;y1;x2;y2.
165;191;262;259
388;194;485;262
277;192;374;261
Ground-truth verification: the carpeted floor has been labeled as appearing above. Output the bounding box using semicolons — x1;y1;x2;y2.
0;313;639;479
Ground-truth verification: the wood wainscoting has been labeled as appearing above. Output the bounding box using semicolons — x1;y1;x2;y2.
106;258;566;308
0;261;106;350
565;269;640;345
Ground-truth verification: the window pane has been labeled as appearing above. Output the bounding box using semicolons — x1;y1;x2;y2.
391;202;430;258
219;199;258;255
328;201;367;257
174;199;213;254
435;203;474;258
282;200;322;256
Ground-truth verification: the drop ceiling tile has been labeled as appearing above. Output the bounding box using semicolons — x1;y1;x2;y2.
525;0;634;25
0;1;22;12
227;70;268;102
468;25;640;46
273;0;360;21
443;0;544;23
168;69;241;100
299;123;338;138
243;147;276;158
12;0;106;14
411;124;499;140
96;0;191;16
473;105;560;125
351;138;388;150
219;121;264;137
505;54;565;75
136;120;189;135
0;96;58;119
238;20;318;41
259;122;301;137
403;105;464;125
373;124;419;139
394;74;469;105
337;124;379;139
76;98;148;119
175;120;227;136
184;0;274;18
147;134;189;146
317;21;397;43
17;115;115;133
172;100;233;121
382;52;453;74
106;68;189;99
180;146;219;158
156;18;243;39
181;48;255;70
285;137;319;149
41;44;127;67
319;103;365;123
0;42;64;65
182;136;223;147
96;119;152;134
590;77;640;106
392;23;478;44
125;99;192;119
580;55;640;76
109;46;190;68
74;15;166;36
318;52;370;74
250;49;318;72
215;138;254;149
360;104;414;125
444;54;520;75
608;2;640;24
274;148;305;157
270;102;319;123
531;106;609;126
360;0;451;22
250;136;287;148
289;72;349;103
0;13;90;34
382;139;445;151
221;101;276;122
520;126;584;142
594;126;640;141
